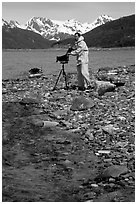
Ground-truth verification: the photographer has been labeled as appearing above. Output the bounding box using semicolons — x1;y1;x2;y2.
68;32;91;91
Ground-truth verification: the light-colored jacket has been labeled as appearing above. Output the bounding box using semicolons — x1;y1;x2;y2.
71;36;88;65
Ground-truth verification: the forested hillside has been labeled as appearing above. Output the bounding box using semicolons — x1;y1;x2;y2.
53;14;135;48
2;27;52;49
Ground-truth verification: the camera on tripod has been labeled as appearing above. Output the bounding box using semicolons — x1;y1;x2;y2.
53;46;75;90
56;46;74;64
56;54;69;64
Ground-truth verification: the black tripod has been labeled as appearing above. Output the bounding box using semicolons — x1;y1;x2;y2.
53;61;68;91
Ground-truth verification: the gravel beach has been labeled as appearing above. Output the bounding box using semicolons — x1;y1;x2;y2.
2;64;135;202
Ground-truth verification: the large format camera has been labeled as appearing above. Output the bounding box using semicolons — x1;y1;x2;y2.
56;54;69;64
56;47;74;64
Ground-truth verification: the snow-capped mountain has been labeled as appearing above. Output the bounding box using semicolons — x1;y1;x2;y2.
2;19;26;29
92;15;114;26
2;19;9;27
2;15;114;41
25;15;114;40
9;20;27;29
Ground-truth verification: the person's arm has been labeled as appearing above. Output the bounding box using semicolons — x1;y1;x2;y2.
69;43;83;56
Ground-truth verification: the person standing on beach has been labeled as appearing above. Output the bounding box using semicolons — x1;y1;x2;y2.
68;32;91;91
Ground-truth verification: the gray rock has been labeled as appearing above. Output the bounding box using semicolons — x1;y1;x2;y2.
85;129;94;140
109;178;115;182
19;97;40;105
102;124;119;135
95;80;116;96
53;109;69;119
43;121;59;127
70;96;95;111
96;165;128;180
31;118;44;127
94;190;122;202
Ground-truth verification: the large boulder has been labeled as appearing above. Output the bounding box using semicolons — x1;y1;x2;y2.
95;165;128;181
95;80;116;96
70;96;95;111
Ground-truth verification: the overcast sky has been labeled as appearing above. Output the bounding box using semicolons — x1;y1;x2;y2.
2;1;135;25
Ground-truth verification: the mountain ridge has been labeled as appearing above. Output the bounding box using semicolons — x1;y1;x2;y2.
55;14;135;48
2;15;114;41
2;14;135;49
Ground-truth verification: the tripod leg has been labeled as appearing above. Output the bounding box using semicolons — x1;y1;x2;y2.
52;69;63;90
62;65;68;90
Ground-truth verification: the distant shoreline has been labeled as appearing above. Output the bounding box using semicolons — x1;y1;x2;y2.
2;46;135;52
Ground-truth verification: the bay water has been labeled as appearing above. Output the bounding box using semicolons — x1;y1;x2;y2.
2;47;135;80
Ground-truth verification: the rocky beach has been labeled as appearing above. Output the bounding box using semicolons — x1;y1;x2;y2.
2;64;135;202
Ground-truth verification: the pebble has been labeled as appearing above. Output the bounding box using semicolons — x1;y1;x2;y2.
98;150;110;154
108;183;115;188
91;184;99;188
104;159;112;162
63;159;72;165
109;178;115;182
85;129;94;140
43;121;59;127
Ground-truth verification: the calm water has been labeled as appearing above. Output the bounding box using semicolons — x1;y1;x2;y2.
2;47;135;80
